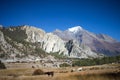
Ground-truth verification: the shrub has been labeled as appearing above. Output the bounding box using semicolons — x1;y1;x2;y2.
60;63;71;67
0;60;6;69
50;52;67;59
32;69;44;75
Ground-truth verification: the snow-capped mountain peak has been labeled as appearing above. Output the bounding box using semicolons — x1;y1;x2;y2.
68;26;83;33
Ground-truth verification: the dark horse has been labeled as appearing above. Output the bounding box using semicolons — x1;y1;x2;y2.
44;71;54;77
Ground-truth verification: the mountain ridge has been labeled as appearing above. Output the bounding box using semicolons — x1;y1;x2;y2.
0;25;120;61
53;26;120;56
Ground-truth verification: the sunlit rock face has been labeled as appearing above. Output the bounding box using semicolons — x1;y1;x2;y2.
20;25;46;42
42;33;68;55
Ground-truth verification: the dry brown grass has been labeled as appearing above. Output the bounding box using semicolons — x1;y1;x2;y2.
0;63;120;80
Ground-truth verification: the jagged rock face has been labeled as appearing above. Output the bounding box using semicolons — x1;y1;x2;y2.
42;33;68;55
65;40;101;58
21;25;46;42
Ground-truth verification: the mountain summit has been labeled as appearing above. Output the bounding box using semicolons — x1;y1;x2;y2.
68;26;83;33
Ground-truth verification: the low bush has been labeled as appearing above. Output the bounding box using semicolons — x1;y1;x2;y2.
60;63;71;67
0;60;6;69
32;69;44;75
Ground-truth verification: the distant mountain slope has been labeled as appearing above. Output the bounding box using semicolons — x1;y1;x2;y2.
53;26;120;56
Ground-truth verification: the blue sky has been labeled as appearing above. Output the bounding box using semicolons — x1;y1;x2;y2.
0;0;120;41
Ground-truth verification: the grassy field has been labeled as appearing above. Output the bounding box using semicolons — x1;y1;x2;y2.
0;63;120;80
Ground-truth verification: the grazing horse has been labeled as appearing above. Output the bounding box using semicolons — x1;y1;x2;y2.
44;71;54;77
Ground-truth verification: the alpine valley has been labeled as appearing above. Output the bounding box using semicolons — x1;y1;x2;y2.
0;25;120;62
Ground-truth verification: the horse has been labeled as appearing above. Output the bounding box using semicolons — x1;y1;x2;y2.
44;71;54;77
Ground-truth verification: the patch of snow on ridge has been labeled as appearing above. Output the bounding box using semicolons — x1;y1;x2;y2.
68;26;83;33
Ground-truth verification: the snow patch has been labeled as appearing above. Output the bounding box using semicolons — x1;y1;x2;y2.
68;26;83;33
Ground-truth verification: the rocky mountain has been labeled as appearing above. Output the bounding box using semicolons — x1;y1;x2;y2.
53;26;120;56
0;25;120;61
0;25;68;62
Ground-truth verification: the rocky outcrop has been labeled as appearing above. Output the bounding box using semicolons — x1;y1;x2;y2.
21;25;46;42
42;33;68;55
65;40;101;58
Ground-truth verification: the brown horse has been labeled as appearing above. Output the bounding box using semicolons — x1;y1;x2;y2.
44;71;54;77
